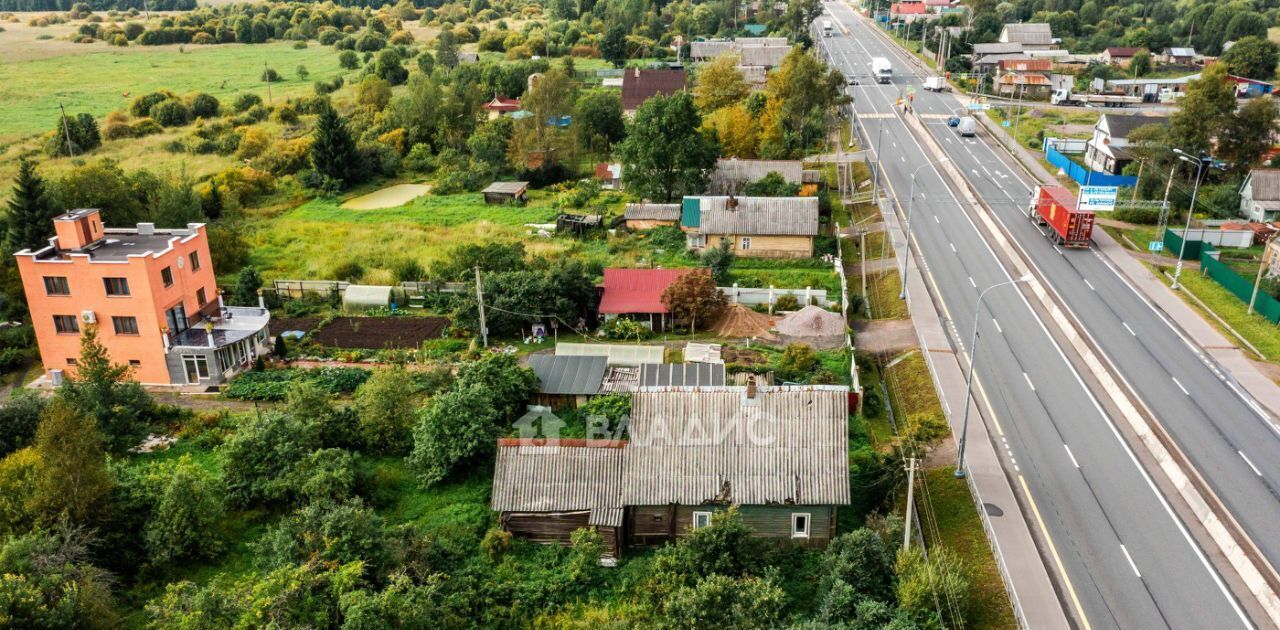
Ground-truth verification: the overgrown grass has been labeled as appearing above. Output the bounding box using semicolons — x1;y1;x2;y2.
921;468;1018;630
985;106;1100;156
244;191;566;281
863;269;909;320
1153;264;1280;361
882;351;942;422
0;41;347;143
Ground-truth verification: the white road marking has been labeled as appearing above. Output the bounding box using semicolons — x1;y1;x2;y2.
1172;377;1190;396
949;242;956;253
1239;450;1262;476
1064;444;1080;468
1123;322;1136;336
1121;544;1142;578
968;276;977;288
1084;279;1096;291
992;318;1002;334
1023;372;1036;391
933;215;939;223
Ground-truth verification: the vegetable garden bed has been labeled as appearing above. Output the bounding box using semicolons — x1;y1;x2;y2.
309;316;450;349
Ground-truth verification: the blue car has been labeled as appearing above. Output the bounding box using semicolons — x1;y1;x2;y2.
947;116;960;127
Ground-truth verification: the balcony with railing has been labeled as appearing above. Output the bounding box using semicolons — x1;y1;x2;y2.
168;306;270;350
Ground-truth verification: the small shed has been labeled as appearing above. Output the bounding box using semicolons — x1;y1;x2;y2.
482;181;530;205
342;285;393;311
528;354;607;408
775;305;846;349
623;203;681;230
492;439;626;557
556;214;603;236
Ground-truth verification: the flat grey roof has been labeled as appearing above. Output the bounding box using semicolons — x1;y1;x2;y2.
528;354;608;395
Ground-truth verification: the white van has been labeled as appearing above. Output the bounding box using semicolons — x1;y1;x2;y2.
957;117;977;137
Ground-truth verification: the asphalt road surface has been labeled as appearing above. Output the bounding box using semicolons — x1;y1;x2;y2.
819;4;1264;627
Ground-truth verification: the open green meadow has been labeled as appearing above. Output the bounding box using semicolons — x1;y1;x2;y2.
0;41;346;143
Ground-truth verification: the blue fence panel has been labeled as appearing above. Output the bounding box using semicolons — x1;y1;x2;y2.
1045;146;1138;187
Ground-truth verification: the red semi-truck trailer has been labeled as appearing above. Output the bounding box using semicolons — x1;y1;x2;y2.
1028;185;1095;248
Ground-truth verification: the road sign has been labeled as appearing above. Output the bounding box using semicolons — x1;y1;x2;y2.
1079;185;1119;211
966;103;989;111
1001;120;1010;127
1148;241;1164;253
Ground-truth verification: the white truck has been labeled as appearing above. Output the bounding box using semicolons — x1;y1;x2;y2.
1050;88;1141;107
872;57;893;84
923;76;948;92
822;19;833;37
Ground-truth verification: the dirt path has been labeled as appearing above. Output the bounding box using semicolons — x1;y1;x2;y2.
853;319;918;354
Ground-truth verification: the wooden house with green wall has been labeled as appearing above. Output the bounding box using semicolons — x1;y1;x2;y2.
622;384;851;549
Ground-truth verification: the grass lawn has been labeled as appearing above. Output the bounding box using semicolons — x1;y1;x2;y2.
0;41;347;144
244;191;565;281
985;106;1099;157
921;468;1018;630
857;230;895;261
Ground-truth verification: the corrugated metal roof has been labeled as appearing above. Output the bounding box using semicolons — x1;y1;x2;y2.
482;181;529;194
709;159;803;194
1001;23;1052;45
623;386;851;506
1099;113;1169;138
738;45;791;67
691;38;789;60
528;355;607;395
689;196;819;236
973;42;1024;55
1249;169;1280;202
682;197;702;228
598;268;696;314
492;440;625;526
623;203;681;221
639;363;727;387
556;343;666;366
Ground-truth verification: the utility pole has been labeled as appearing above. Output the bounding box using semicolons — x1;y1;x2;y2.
1156;162;1178;238
1249;255;1268;315
58;102;75;157
903;457;917;551
264;62;273;104
474;266;488;348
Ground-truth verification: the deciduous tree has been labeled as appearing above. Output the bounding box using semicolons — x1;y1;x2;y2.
1220;36;1280;81
408;384;500;486
1169;63;1235;156
601;25;627;68
693;53;750;112
31;400;112;526
145;455;225;564
354;366;418;454
661;269;727;334
618;92;719;201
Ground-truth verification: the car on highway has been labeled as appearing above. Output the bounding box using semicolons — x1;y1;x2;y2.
947;116;960;127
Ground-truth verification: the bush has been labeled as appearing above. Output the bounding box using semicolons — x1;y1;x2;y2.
256;498;387;573
330;260;365;282
776;343;818;381
600;317;651;340
1112;206;1162;224
145;455;225;564
261;67;281;82
130;91;172;117
149;99;191;127
223;367;371;402
232;92;263;113
186;92;219;118
131;118;163;137
220;412;321;506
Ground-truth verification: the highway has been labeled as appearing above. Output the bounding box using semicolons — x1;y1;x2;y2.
819;3;1261;627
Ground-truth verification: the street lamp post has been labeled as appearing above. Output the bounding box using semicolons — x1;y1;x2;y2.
900;159;950;300
955;274;1033;479
1172;149;1209;290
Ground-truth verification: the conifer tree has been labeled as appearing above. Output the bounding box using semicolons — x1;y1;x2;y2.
310;102;361;187
5;159;56;254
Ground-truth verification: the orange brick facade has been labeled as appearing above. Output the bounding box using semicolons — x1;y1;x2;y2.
16;209;228;385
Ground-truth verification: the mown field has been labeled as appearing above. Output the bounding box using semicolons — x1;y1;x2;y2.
0;40;346;143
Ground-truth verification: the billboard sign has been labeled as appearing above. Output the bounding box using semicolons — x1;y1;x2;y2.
1079;185;1118;212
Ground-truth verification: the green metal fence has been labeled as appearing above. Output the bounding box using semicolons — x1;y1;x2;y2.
1162;229;1204;260
1199;250;1280;324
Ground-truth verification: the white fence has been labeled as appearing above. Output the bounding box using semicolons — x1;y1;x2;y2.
721;285;836;308
1171;228;1256;249
1043;137;1088;154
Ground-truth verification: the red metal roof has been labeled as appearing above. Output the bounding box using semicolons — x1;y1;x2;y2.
891;2;927;13
598;268;697;314
483;95;521;111
621;69;687;110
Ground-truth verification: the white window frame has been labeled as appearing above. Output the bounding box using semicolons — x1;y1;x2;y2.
791;512;811;539
692;511;713;529
688;234;706;248
182;355;210;384
740;236;752;250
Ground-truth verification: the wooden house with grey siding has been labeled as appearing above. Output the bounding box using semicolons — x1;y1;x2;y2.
491;439;626;557
622;385;850;548
681;196;819;259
